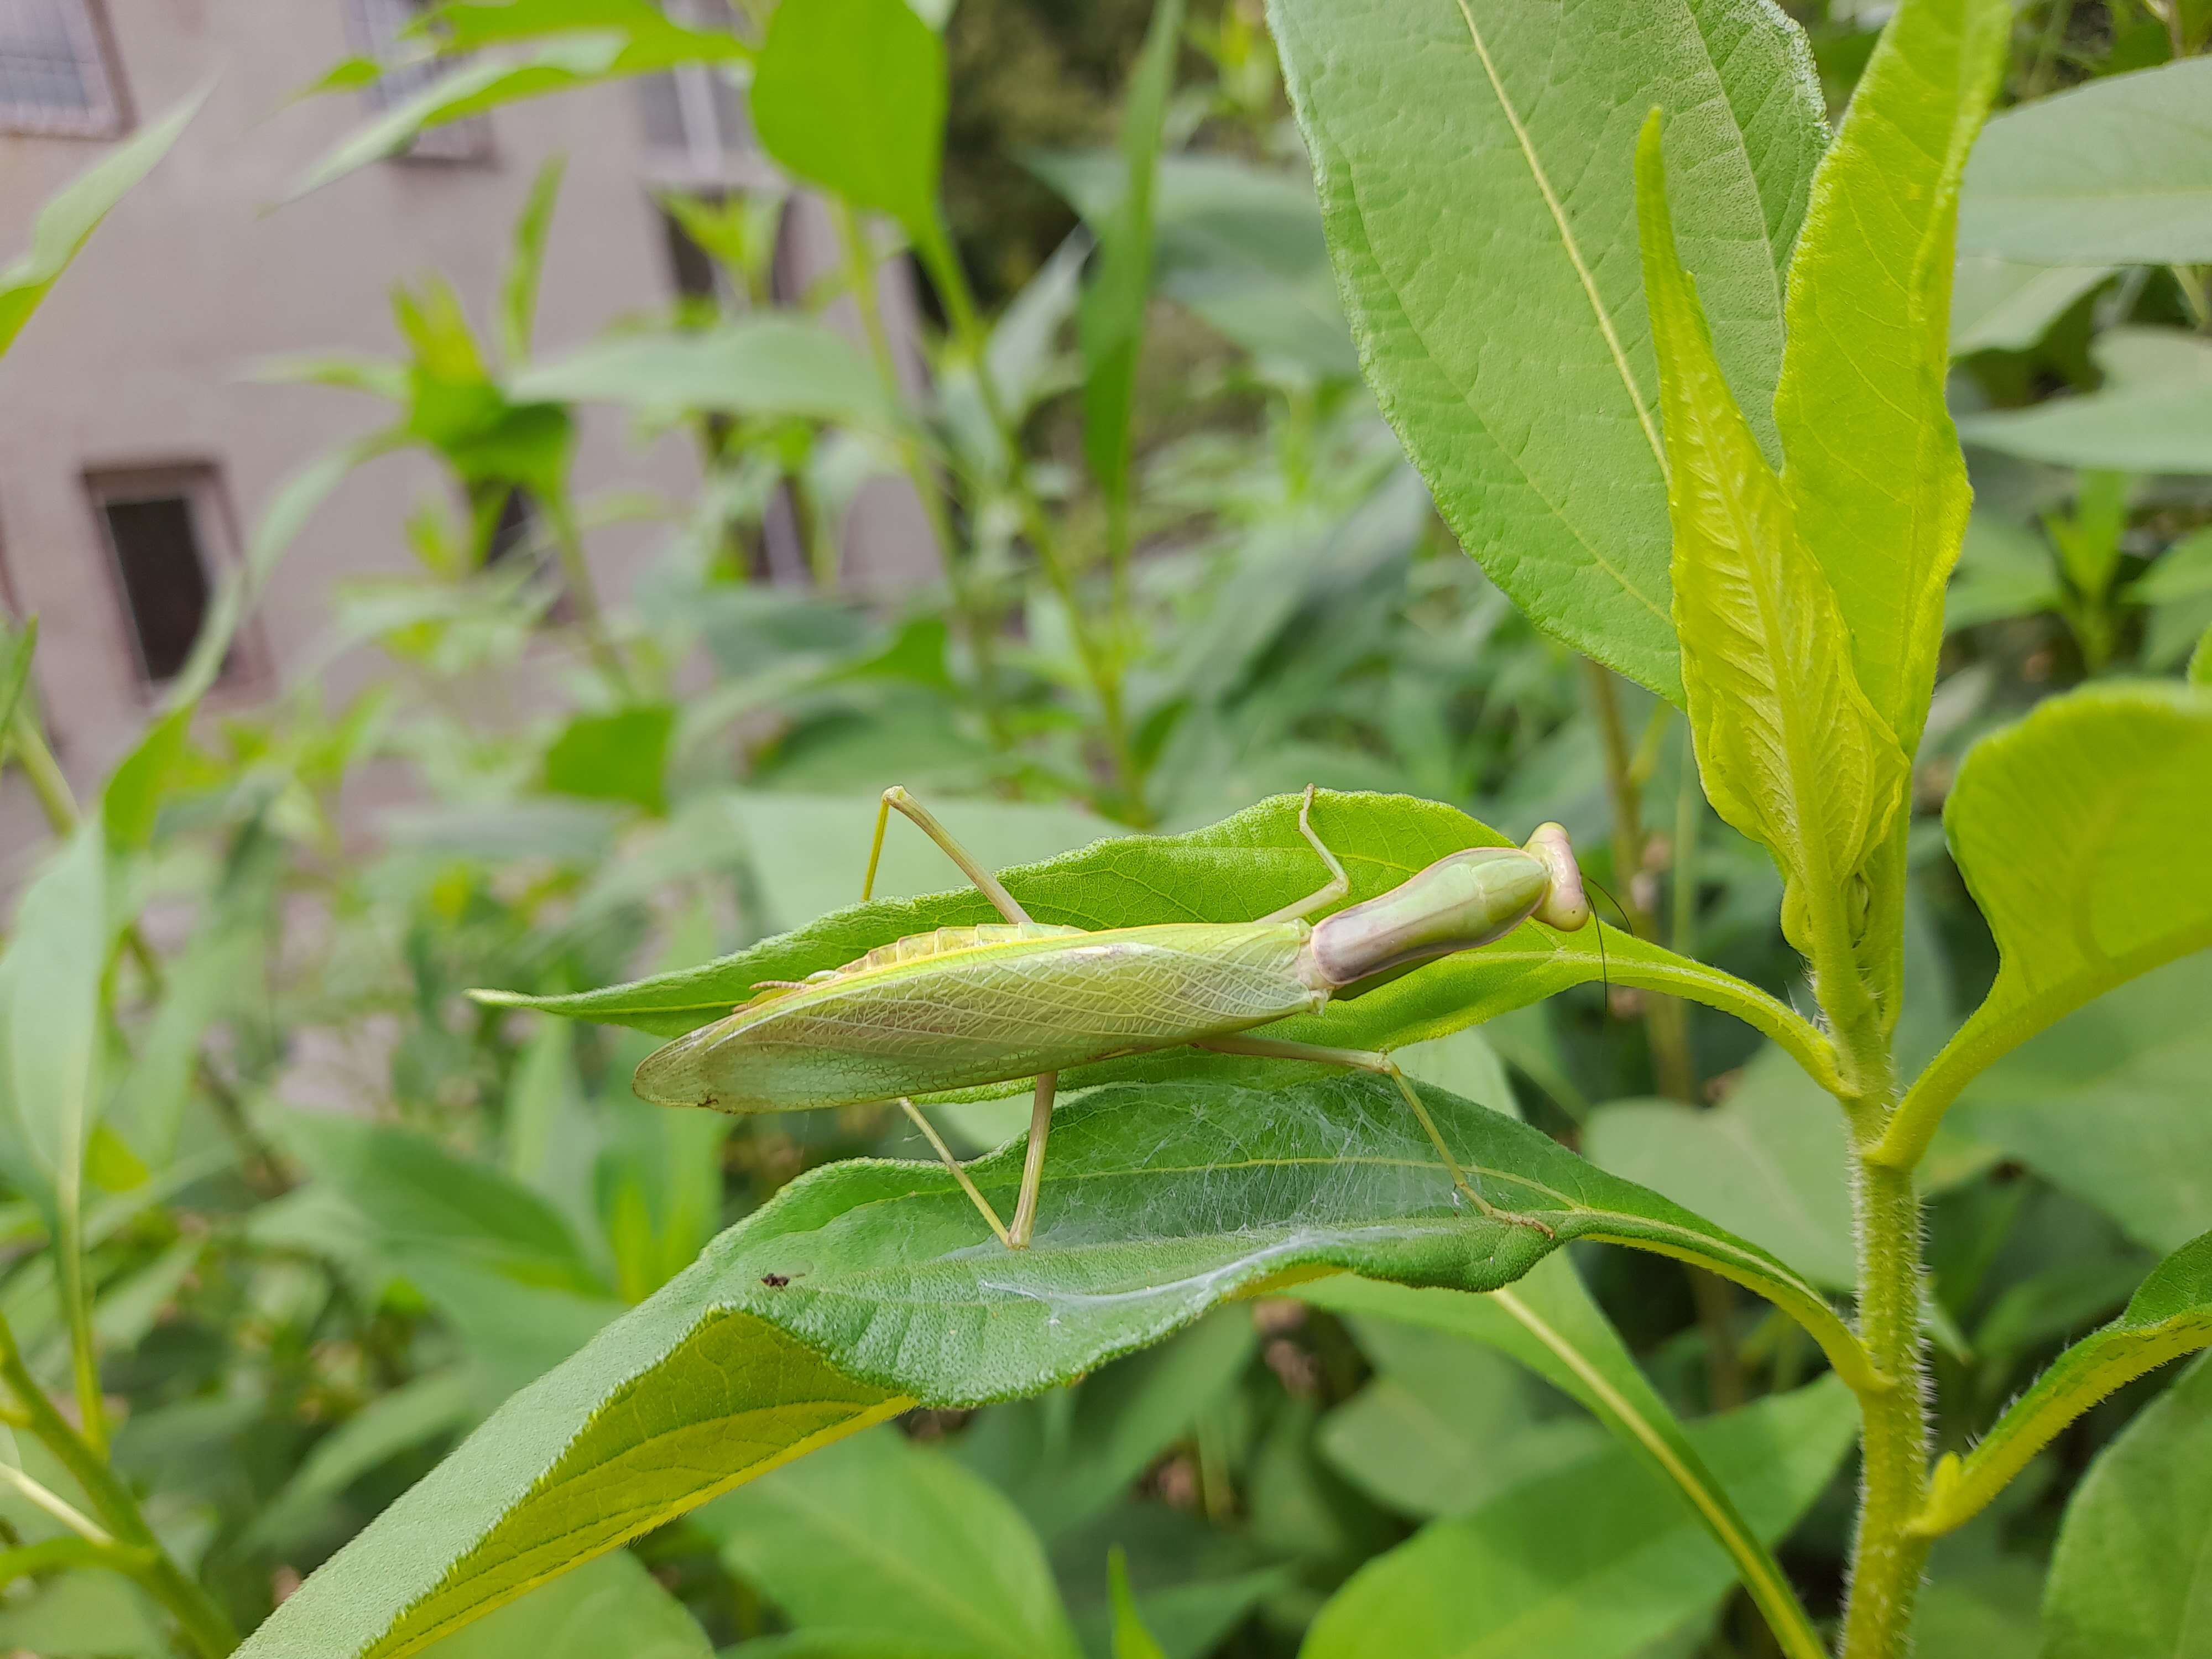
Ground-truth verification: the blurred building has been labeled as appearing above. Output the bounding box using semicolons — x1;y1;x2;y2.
0;0;933;852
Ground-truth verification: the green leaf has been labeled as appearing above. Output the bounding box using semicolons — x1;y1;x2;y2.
1109;1547;1170;1659
697;1428;1082;1659
472;791;1839;1093
293;29;746;199
1946;515;2062;633
1587;1047;1853;1291
0;90;204;355
1301;1379;1857;1659
957;1313;1255;1542
0;825;106;1208
1636;117;1908;961
1914;1230;2212;1538
1948;954;2212;1258
1771;0;2008;756
1319;1309;1608;1517
0;615;34;743
500;158;565;365
417;1548;712;1659
509;317;898;432
1876;682;2212;1169
1078;0;1185;531
1958;327;2212;474
750;0;946;248
1949;256;2111;357
2193;623;2212;686
1031;151;1355;379
2039;1353;2212;1658
1271;0;1828;702
1295;1261;1830;1659
541;705;675;816
1959;58;2212;265
243;1368;478;1554
101;704;194;852
238;1073;1865;1659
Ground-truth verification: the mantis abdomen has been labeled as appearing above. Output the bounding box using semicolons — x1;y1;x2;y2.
634;920;1324;1114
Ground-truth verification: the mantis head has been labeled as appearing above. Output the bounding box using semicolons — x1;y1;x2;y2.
1306;822;1591;988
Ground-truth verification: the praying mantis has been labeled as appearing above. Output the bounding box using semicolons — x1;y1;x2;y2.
634;786;1594;1249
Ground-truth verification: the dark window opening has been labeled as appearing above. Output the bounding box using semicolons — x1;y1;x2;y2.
100;493;213;685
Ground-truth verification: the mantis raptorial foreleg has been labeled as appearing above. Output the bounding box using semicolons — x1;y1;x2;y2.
864;786;1058;1248
1258;785;1352;924
1194;1032;1557;1239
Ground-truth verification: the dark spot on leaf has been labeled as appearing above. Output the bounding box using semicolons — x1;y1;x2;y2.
760;1273;789;1288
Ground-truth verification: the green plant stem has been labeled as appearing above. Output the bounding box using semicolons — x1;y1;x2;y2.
913;220;1147;817
0;1312;237;1657
541;498;635;696
830;204;1008;745
1827;990;1926;1659
1582;662;1698;1103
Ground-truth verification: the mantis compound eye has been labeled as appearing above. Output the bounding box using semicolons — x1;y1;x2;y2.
1521;822;1592;932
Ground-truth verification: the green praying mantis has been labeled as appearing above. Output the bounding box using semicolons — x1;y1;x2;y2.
635;786;1595;1249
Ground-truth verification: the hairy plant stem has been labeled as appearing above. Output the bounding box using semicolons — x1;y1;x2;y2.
1829;988;1926;1659
0;1312;237;1656
831;204;1009;750
912;221;1147;819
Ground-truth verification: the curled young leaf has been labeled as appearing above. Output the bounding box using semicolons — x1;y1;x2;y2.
1875;681;2212;1169
1634;116;1909;974
1913;1230;2212;1538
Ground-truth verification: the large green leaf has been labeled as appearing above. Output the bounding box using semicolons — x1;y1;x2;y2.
1959;58;2212;265
2039;1354;2212;1658
1300;1378;1856;1659
509;317;898;434
1949;255;2110;357
1269;0;1828;702
0;90;202;354
236;1074;1865;1659
750;0;946;249
1914;1231;2212;1538
0;825;108;1211
1876;682;2212;1170
1948;954;2212;1257
474;791;1839;1092
1771;0;2007;757
1636;117;1907;968
698;1428;1082;1659
1295;1264;1830;1659
1957;327;2212;475
419;1548;711;1659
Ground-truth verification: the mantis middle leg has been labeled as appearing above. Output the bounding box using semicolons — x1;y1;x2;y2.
1256;784;1352;924
1195;1032;1556;1238
863;786;1058;1250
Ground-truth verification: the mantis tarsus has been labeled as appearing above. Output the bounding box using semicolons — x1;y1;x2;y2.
635;786;1594;1249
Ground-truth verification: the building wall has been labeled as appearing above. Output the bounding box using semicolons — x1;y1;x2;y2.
0;0;936;870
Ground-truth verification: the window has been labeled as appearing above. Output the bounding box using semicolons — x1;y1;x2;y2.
344;0;491;164
0;0;123;137
637;0;757;182
87;467;242;688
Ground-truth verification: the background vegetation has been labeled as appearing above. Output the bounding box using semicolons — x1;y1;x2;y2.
0;1;2209;1656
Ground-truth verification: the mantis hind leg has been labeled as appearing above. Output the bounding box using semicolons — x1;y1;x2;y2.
864;786;1032;925
1257;784;1352;925
1008;1072;1057;1249
1194;1033;1556;1239
895;1097;1013;1248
